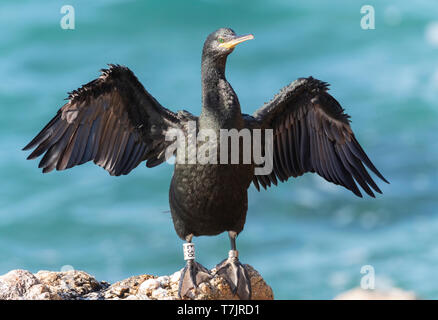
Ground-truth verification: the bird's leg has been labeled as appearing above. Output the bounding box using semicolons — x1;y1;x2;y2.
178;234;211;298
214;231;252;300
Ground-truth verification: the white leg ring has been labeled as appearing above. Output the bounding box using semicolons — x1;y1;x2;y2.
228;249;239;260
183;243;195;260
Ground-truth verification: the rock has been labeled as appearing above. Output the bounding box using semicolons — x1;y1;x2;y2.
0;264;273;300
170;271;181;283
97;274;154;300
0;270;48;300
138;278;160;294
156;276;170;287
36;270;106;299
0;269;105;300
334;287;417;300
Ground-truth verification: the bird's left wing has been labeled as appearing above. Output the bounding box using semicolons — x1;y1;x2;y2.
23;64;196;176
249;77;388;197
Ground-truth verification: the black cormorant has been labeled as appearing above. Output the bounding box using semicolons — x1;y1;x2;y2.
23;28;388;299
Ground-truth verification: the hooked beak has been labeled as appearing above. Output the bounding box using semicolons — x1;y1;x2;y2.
219;34;254;49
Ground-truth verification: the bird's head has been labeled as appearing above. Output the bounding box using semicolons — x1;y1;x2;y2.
202;28;254;59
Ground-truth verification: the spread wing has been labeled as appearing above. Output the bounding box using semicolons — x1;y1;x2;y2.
250;77;388;197
23;64;195;176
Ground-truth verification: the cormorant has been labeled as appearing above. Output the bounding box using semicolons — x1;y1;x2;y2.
23;28;388;300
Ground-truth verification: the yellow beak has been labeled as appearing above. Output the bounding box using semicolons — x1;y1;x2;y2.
219;34;254;49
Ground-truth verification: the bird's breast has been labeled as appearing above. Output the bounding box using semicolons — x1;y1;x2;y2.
169;162;253;237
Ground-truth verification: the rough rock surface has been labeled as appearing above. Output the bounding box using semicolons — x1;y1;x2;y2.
0;265;273;300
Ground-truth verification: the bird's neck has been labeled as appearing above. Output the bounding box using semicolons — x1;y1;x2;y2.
200;55;242;128
201;55;227;93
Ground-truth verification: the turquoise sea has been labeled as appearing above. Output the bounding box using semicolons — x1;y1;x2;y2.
1;0;438;299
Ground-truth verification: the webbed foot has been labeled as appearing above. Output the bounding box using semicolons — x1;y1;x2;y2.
178;259;211;298
215;250;252;300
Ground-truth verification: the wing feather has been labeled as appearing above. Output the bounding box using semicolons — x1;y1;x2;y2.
23;65;195;176
250;77;388;197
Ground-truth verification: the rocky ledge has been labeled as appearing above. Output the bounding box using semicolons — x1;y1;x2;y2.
0;264;274;300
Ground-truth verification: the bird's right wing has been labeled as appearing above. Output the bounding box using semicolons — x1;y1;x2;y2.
23;64;196;176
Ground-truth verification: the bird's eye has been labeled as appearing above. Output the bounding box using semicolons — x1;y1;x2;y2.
218;38;224;43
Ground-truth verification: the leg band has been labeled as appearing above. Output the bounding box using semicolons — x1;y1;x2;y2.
183;242;195;260
228;249;239;259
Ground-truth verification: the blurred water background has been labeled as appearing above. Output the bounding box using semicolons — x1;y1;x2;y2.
1;0;438;299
